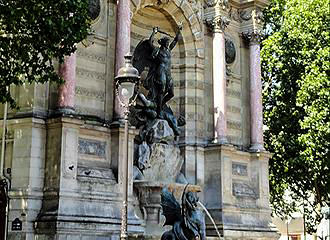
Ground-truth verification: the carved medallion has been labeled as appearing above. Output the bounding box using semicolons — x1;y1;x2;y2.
225;38;236;64
88;0;101;21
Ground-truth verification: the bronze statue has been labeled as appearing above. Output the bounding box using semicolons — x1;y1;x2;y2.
160;187;206;240
132;26;185;177
132;26;182;122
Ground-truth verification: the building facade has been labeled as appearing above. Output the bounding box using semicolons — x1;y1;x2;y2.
0;0;279;239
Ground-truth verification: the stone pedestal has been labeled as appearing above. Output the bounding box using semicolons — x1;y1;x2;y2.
204;144;279;239
142;143;183;183
34;117;143;239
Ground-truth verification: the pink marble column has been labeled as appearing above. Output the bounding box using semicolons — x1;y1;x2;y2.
248;32;264;150
114;0;131;120
207;16;230;143
58;52;76;113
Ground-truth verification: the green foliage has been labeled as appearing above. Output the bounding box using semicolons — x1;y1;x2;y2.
0;0;91;107
262;0;330;233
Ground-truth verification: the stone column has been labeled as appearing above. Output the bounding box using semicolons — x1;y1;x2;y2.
244;31;264;150
207;16;230;143
114;0;131;120
58;52;76;113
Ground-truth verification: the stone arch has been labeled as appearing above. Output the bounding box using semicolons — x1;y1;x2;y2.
131;0;203;53
130;0;205;145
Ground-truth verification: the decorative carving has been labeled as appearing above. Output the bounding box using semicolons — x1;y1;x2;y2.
240;9;252;21
241;30;263;45
254;8;264;23
232;163;248;176
227;88;241;98
232;182;257;198
227;105;241;114
78;138;106;157
76;49;106;63
225;38;236;64
75;86;105;101
76;67;105;82
186;0;203;24
204;0;228;9
88;0;101;21
205;15;230;32
227;120;242;130
228;6;242;23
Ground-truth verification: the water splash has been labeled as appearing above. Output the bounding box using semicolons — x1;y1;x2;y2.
198;201;222;239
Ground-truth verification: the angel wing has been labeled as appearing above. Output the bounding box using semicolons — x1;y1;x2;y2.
132;39;158;90
160;188;182;226
132;39;156;74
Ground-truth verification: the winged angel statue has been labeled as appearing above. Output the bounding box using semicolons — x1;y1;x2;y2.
132;26;184;137
160;187;206;240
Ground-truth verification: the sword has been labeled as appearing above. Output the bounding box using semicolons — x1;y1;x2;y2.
155;23;182;38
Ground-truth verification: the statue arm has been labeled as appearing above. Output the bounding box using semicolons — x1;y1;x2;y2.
169;26;182;51
149;27;158;45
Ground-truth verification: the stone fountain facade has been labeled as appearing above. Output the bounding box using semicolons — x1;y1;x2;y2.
0;0;279;239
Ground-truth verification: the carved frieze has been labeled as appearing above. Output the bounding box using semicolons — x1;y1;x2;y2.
78;138;106;157
232;182;257;198
226;6;264;24
75;86;105;101
227;88;241;98
76;48;106;64
227;120;242;130
76;67;106;82
232;163;248;176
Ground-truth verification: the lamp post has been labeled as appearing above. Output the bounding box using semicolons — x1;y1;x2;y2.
115;54;140;240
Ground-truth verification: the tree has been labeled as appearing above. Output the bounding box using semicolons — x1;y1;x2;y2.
0;0;91;107
261;0;330;233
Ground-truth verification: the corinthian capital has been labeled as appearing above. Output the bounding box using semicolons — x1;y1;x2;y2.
205;15;230;33
204;0;228;9
241;30;263;45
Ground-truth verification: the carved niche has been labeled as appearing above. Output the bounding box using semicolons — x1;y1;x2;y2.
88;0;101;21
225;38;236;64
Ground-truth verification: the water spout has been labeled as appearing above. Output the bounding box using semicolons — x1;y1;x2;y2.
198;201;221;239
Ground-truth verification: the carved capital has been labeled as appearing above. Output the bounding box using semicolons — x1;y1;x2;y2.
205;15;230;33
241;30;263;45
204;0;228;9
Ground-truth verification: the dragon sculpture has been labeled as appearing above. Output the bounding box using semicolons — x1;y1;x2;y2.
160;186;206;240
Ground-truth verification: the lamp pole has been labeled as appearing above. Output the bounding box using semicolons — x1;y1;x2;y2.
115;54;140;240
120;109;129;240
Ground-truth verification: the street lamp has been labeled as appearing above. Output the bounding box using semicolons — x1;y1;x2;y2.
115;54;140;240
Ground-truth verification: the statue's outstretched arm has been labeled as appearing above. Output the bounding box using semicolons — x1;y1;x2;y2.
169;25;182;51
149;27;158;45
